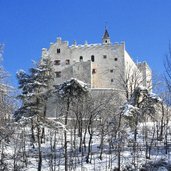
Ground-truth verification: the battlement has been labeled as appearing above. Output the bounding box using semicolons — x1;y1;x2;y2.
137;61;151;71
41;29;152;92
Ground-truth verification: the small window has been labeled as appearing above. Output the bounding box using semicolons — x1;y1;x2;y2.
66;59;70;65
80;56;83;62
57;48;60;54
110;69;114;73
111;79;113;82
91;55;95;62
103;55;107;59
92;69;96;74
114;58;118;61
54;60;60;65
105;40;107;43
55;71;61;78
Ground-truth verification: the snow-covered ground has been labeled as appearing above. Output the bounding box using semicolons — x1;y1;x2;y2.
2;120;171;171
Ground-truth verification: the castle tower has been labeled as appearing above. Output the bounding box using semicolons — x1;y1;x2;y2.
102;28;111;45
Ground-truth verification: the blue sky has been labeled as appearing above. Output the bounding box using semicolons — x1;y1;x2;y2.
0;0;171;86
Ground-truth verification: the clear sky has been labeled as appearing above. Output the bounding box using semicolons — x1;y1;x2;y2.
0;0;171;87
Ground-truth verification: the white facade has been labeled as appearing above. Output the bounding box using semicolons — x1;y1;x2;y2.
41;29;152;93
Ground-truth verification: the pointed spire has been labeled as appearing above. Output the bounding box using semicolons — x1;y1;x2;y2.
103;27;110;39
102;27;111;44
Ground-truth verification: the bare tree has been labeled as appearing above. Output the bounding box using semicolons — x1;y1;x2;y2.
165;45;171;92
116;64;152;101
0;44;17;170
54;79;88;171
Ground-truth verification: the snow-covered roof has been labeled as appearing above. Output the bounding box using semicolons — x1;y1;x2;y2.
55;78;88;96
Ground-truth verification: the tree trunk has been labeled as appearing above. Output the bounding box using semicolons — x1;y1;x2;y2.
86;118;93;164
99;127;104;160
83;125;88;151
37;126;42;171
78;113;83;153
159;103;165;141
86;132;92;163
31;119;35;148
64;99;70;171
117;144;121;171
40;104;47;144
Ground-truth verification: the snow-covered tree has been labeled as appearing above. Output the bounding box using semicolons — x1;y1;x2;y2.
54;78;88;171
0;44;16;170
122;86;163;165
15;57;54;171
15;57;54;120
0;44;14;136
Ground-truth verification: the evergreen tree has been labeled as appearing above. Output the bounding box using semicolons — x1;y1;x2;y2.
15;57;54;120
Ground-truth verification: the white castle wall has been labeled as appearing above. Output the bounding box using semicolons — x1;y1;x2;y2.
41;35;152;93
40;33;152;118
137;62;152;89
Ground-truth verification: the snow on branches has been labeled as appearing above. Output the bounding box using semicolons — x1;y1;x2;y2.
122;86;163;119
15;58;54;120
55;78;88;97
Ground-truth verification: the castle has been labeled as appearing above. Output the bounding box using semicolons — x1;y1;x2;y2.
41;29;152;93
40;29;152;117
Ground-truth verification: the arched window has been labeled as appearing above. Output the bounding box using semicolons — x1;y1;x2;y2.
91;55;95;62
80;56;83;62
57;48;60;53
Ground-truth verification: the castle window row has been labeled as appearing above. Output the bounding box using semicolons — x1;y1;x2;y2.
54;55;117;64
78;55;118;62
54;59;70;65
79;55;95;62
55;69;115;77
